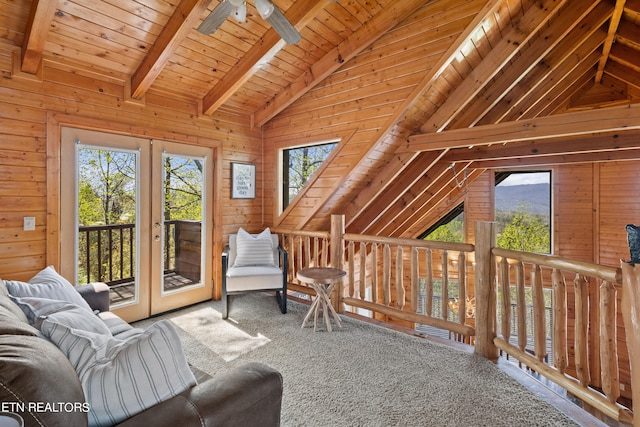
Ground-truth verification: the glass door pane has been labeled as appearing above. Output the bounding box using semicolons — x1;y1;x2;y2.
150;140;213;315
61;127;152;323
76;146;139;306
161;153;204;293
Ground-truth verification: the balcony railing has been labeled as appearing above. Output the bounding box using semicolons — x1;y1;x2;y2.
273;216;639;426
78;220;198;287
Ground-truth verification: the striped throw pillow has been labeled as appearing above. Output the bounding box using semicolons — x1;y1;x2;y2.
41;318;196;427
234;227;275;267
6;266;93;313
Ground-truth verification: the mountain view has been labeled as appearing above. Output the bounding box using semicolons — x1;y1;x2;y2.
495;183;550;216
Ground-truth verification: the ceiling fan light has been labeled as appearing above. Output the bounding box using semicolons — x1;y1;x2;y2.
232;4;247;23
254;0;274;19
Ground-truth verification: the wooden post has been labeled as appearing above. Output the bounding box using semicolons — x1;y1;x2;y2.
330;214;345;313
474;221;499;362
621;261;640;427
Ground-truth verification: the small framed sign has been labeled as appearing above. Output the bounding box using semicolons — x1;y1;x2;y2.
231;162;256;199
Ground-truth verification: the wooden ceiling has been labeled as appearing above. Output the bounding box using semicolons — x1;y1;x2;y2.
3;0;640;236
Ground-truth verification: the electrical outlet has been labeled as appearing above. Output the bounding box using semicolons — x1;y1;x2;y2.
23;217;35;231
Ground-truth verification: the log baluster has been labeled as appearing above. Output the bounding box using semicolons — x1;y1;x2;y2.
371;243;378;303
515;261;527;354
383;243;391;306
348;240;355;298
499;257;511;342
599;281;620;404
425;248;433;317
441;249;449;321
359;242;367;300
396;245;405;310
313;236;319;267
574;274;590;386
532;264;547;363
552;268;567;374
411;247;419;313
458;252;466;325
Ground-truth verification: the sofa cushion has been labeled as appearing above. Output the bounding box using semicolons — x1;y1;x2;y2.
41;319;196;427
234;227;275;267
0;334;88;427
5;266;93;313
98;311;144;340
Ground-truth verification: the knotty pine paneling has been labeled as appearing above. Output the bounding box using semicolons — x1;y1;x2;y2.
599;161;640;267
0;43;262;290
264;0;487;231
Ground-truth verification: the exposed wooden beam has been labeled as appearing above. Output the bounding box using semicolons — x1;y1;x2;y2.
130;0;212;100
404;103;640;152
21;0;58;74
595;0;625;83
202;0;331;116
419;0;568;134
442;131;640;163
253;0;429;127
472;148;640;168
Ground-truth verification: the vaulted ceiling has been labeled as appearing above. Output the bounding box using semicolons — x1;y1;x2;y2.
3;0;640;236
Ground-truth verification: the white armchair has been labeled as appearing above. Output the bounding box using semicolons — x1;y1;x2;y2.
221;229;288;319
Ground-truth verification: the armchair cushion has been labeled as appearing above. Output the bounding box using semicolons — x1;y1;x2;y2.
234;227;275;267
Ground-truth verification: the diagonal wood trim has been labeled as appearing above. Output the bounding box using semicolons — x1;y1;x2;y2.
21;0;58;74
595;0;626;83
253;0;430;127
346;150;445;231
202;0;332;116
404;103;640;152
130;0;213;100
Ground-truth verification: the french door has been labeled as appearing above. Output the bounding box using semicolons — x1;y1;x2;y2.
60;127;213;322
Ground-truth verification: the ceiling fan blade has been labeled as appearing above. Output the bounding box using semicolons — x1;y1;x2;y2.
197;1;233;34
265;6;302;44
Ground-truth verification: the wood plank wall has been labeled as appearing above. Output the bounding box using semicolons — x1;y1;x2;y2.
263;0;487;230
0;44;262;299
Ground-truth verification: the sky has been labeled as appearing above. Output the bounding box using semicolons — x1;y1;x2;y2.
499;172;550;186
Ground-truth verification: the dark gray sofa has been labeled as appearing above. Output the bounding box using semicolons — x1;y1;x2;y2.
0;280;283;427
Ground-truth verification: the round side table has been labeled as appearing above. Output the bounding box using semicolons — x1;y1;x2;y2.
297;267;346;332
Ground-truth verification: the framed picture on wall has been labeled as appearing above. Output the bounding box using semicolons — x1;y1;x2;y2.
231;162;256;199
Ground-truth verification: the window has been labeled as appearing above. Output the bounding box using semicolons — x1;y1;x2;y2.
281;140;338;210
418;203;464;243
495;171;551;254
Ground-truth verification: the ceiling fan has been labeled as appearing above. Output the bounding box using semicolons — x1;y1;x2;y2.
197;0;301;44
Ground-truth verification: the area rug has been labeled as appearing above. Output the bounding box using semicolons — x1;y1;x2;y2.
134;293;580;426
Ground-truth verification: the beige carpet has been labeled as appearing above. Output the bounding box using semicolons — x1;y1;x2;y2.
134;293;582;427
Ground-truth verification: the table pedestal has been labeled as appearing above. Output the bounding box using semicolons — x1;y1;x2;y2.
297;267;346;332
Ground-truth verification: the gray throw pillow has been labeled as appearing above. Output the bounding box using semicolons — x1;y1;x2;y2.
5;266;93;313
41;319;196;427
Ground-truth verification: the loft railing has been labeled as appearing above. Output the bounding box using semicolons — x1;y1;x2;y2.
78;220;180;286
273;216;639;426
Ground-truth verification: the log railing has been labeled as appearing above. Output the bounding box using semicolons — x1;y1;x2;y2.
274;217;640;425
489;246;631;423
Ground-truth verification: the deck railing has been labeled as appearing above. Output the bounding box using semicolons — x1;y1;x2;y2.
78;220;183;286
273;216;640;426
